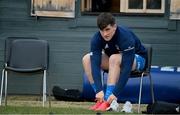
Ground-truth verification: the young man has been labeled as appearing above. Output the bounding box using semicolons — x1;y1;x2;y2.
82;13;147;111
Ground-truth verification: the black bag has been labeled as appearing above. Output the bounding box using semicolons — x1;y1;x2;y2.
52;86;82;101
146;101;180;114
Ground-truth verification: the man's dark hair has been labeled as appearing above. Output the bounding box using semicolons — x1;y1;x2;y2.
97;13;116;30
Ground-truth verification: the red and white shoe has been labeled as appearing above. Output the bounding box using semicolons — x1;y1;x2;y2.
89;101;103;111
95;101;110;111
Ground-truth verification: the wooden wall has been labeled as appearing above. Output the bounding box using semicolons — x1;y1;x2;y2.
0;0;179;94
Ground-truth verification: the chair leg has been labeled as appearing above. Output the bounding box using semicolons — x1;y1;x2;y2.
48;86;51;108
138;72;144;114
43;70;47;107
149;73;155;103
0;69;5;105
47;72;51;108
5;71;7;106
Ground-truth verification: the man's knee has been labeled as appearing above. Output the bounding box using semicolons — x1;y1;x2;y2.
82;53;90;64
109;54;122;66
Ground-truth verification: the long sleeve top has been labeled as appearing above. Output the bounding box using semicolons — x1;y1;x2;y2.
90;25;147;97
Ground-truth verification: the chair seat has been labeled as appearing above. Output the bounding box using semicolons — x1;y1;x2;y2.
103;70;149;78
5;66;43;72
130;71;149;78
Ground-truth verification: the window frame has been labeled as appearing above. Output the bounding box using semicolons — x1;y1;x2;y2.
31;0;76;18
81;0;91;12
120;0;165;14
81;0;165;14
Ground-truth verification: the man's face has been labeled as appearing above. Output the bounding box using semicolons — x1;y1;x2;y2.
100;24;117;41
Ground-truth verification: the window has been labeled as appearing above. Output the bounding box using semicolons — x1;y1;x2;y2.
81;0;120;13
31;0;75;18
81;0;165;14
170;0;180;20
121;0;165;13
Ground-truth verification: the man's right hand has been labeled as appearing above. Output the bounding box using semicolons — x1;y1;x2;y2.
95;90;104;102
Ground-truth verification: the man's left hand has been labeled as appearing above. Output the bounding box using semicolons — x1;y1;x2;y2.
107;94;117;104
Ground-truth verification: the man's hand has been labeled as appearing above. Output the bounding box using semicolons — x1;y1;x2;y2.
107;94;117;104
95;90;104;102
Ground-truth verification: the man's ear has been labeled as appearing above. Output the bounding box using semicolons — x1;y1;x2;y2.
113;24;117;30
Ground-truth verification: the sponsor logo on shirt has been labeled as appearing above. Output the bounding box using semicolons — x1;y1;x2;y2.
105;44;109;49
115;45;120;50
124;46;134;51
90;52;93;56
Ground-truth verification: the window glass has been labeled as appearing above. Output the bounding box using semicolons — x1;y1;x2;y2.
92;0;111;12
128;0;143;9
147;0;161;9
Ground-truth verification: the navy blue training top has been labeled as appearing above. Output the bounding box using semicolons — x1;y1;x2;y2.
90;25;147;97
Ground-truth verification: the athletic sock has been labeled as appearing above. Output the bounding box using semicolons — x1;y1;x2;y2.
104;85;115;101
91;83;97;93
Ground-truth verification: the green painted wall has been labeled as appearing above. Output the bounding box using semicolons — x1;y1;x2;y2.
0;0;179;94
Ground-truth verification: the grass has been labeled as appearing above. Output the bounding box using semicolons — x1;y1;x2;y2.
0;106;97;114
0;95;147;114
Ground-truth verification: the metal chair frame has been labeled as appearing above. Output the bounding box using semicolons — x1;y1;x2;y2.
0;38;50;107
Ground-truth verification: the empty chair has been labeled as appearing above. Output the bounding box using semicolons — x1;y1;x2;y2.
0;39;49;107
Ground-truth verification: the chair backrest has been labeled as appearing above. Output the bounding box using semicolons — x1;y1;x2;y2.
8;39;49;70
143;44;152;73
5;37;38;64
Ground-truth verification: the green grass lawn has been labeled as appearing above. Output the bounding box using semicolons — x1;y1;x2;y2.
0;106;98;114
0;95;147;114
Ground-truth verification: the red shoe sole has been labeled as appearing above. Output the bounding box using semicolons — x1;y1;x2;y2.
89;101;103;111
95;101;110;111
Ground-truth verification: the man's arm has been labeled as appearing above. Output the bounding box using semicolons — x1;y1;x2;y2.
90;37;103;93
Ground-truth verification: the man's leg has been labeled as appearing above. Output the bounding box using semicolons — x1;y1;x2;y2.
107;53;136;85
96;54;123;111
82;53;94;85
105;54;137;102
98;54;143;111
104;54;121;101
